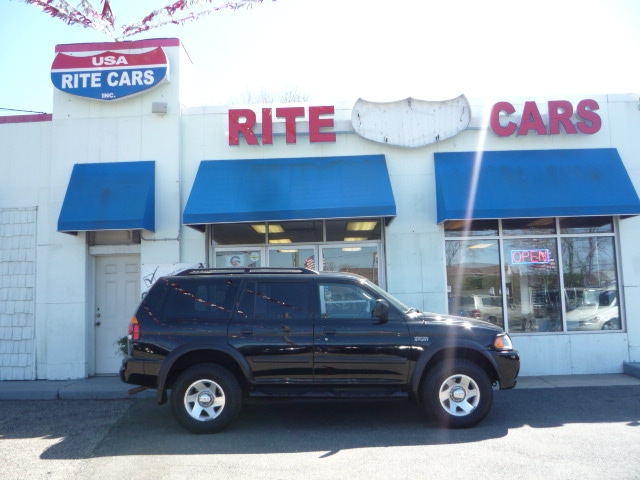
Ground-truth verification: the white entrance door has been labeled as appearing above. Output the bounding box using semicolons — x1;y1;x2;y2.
95;255;140;374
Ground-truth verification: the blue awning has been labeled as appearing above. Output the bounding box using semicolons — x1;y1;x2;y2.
434;148;640;222
58;161;155;233
183;155;396;227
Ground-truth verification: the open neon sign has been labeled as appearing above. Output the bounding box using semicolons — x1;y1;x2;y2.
511;249;550;264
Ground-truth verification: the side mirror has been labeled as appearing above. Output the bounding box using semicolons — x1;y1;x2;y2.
372;299;389;324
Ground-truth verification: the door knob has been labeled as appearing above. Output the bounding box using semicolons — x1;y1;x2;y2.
95;321;101;326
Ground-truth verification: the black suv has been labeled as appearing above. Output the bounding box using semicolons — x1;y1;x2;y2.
120;268;519;433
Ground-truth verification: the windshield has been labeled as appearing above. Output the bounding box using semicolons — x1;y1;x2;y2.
359;277;413;313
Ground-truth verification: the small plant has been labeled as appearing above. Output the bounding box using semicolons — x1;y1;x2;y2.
114;336;128;357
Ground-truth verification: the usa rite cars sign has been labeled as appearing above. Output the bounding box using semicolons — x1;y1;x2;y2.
51;47;169;101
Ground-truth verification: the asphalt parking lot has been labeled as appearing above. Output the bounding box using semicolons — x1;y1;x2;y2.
1;376;639;480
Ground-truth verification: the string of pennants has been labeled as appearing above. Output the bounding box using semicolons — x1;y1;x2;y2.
20;0;271;40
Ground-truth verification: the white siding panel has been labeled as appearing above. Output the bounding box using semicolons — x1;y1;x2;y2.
0;208;37;380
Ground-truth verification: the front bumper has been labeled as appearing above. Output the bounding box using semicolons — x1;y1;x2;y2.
492;350;520;389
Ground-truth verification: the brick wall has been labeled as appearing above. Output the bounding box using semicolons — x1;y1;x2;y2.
0;208;36;380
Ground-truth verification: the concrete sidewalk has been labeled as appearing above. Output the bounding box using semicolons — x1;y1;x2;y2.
1;373;640;401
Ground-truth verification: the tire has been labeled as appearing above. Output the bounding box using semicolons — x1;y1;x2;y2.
422;360;493;429
170;364;242;434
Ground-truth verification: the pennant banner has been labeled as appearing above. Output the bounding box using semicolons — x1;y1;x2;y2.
21;0;271;39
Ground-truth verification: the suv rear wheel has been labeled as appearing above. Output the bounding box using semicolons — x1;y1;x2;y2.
422;360;492;428
170;364;242;434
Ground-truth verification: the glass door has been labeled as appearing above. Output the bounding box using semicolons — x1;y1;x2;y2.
214;247;264;268
320;244;380;285
269;246;316;269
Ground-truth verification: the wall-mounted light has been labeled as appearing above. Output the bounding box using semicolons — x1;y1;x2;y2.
152;102;167;114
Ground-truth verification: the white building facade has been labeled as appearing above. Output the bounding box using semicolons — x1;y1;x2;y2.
1;38;639;380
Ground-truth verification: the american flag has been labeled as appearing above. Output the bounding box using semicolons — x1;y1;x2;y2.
304;255;325;270
304;255;315;270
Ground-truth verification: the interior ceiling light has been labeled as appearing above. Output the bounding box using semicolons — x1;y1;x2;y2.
347;221;378;231
342;247;362;252
344;237;368;242
251;224;284;233
468;243;493;249
268;238;292;244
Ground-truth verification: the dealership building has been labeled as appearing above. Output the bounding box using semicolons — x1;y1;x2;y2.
1;37;640;381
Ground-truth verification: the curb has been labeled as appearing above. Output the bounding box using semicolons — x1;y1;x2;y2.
1;373;640;401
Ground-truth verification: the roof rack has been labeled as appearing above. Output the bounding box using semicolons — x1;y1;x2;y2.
177;267;319;276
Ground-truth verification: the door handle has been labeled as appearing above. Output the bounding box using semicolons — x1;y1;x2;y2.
241;328;253;335
95;321;101;326
323;328;336;335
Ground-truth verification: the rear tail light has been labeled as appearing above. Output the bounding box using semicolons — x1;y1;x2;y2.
128;316;140;341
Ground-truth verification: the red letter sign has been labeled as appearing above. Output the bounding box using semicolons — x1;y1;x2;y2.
276;107;305;144
576;99;601;134
261;108;273;145
228;109;258;145
309;106;336;143
490;102;517;137
548;100;577;134
517;101;546;136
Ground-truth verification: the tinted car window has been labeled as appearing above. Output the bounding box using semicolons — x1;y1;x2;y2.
319;282;375;318
237;281;310;320
161;278;238;321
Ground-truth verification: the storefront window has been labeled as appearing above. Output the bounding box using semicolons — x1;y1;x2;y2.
444;217;622;334
444;219;498;237
212;224;264;245
559;216;613;234
269;247;315;269
502;218;556;235
503;238;560;332
215;249;261;267
321;246;379;284
446;239;503;329
326;219;382;242
562;236;620;331
208;218;385;286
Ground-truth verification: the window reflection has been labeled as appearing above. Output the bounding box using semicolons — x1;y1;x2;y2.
446;240;503;328
444;216;621;334
562;236;620;331
502;218;556;235
444;219;499;237
269;248;315;269
503;238;560;332
212;218;382;244
319;283;375;318
326;219;381;241
559;216;613;234
322;246;379;284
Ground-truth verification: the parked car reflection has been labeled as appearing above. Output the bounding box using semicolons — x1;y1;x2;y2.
566;289;620;331
448;294;504;329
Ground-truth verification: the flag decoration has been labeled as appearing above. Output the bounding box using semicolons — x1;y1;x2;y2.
20;0;272;40
304;255;325;271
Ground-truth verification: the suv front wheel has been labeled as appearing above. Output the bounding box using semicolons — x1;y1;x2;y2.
170;364;242;434
422;360;493;428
